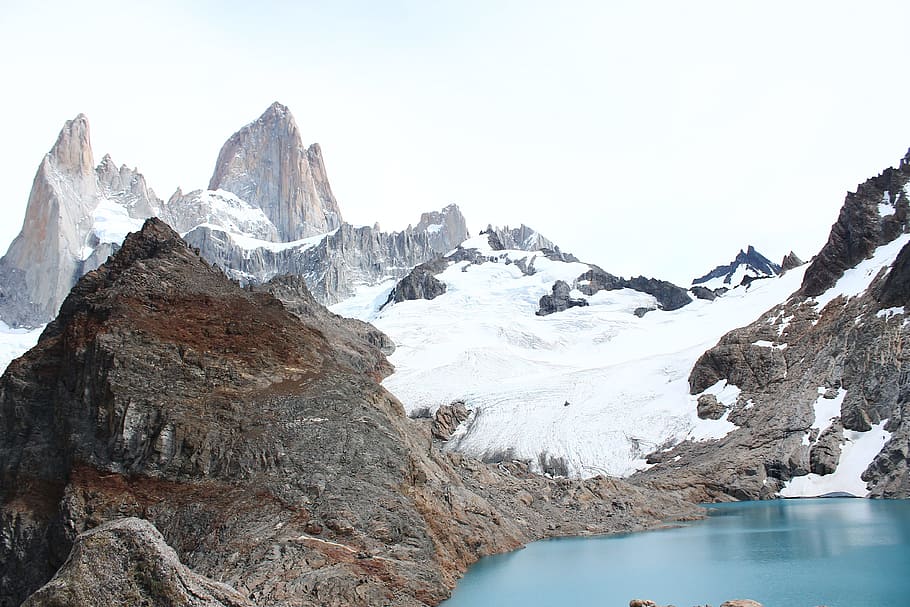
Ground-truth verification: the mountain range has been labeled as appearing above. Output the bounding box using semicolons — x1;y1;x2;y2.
1;102;908;606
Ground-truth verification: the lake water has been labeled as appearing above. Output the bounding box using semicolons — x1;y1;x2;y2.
442;498;910;607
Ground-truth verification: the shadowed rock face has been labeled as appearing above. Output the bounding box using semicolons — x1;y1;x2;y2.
1;218;698;607
801;151;910;297
635;152;910;502
577;266;692;311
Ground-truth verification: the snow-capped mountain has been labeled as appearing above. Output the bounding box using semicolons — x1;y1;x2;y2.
0;104;470;329
692;245;781;291
2;104;908;503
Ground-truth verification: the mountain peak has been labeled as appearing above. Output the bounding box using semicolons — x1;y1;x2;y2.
263;100;291;118
693;245;781;288
48;113;94;177
208;103;343;240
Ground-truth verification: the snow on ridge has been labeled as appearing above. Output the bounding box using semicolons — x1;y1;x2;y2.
91;197;146;247
187;223;334;253
812;233;910;312
332;247;810;478
780;421;891;498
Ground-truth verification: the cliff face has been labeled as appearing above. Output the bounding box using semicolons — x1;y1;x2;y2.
0;115;162;327
208;102;343;240
635;151;910;501
0;219;697;607
183;206;470;305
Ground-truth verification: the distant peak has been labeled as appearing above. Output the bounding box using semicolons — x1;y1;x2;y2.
259;101;294;125
49;113;94;176
693;245;781;287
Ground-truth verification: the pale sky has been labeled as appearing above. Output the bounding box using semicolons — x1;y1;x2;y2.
2;1;909;285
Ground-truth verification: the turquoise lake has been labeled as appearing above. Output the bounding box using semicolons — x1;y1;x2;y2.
441;498;910;607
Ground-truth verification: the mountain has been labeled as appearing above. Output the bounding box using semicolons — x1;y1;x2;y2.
0;115;161;327
692;245;781;290
333;233;795;479
208;101;342;240
0;105;470;327
635;150;910;500
0;219;696;606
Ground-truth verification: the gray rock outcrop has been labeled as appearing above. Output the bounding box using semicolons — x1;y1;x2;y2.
414;204;471;254
696;394;725;420
383;257;449;307
432;401;471;441
801;151;910;297
183;210;469;305
22;518;254;607
693;245;781;287
577;265;692;311
208;102;343;240
780;251;804;273
536;280;589;316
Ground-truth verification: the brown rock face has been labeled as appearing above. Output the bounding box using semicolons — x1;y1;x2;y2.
208;102;343;240
1;218;698;606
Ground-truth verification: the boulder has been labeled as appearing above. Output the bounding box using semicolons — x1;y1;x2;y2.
22;518;254;607
432;401;471;440
697;394;726;420
536;280;589;316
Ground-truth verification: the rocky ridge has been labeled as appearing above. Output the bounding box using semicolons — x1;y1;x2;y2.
0;218;698;607
635;150;910;501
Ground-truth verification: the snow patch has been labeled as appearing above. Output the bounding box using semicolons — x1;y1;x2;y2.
332;246;808;477
878;191;896;217
91;197;145;245
752;340;787;350
812;234;910;312
780;421;891;498
876;306;905;319
810;387;846;439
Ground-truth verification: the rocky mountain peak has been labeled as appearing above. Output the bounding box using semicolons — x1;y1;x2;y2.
692;245;781;288
208;103;343;240
413;203;470;252
800;154;910;297
48;113;94;178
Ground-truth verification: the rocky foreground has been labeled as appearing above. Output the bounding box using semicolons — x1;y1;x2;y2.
0;219;698;607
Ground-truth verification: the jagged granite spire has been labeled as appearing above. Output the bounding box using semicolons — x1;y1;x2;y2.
0;115;99;326
0;115;162;327
208;102;343;240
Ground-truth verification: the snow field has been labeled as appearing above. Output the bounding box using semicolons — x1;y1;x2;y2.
334;241;810;478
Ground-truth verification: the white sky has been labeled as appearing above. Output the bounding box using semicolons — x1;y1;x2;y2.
1;1;909;286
